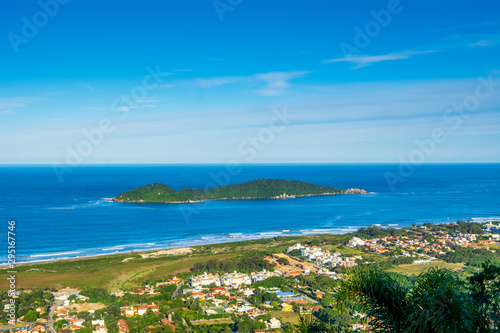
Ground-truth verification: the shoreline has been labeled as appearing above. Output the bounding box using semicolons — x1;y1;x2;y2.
2;216;499;268
0;225;364;270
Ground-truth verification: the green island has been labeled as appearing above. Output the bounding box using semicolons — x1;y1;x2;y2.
1;220;499;332
112;179;366;203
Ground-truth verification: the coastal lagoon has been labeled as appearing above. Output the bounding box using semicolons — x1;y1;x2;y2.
1;164;499;265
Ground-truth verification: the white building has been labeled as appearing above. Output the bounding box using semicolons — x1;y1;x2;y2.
268;317;282;329
92;320;105;327
250;269;281;283
190;272;221;287
221;271;251;288
73;319;85;327
287;243;305;253
236;305;254;313
54;294;68;301
347;236;366;248
241;288;254;297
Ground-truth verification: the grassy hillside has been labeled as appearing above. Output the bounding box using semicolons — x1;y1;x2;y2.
114;178;345;203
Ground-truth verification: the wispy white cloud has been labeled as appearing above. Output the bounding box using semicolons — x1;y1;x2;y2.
252;71;310;95
469;39;497;47
193;70;311;95
324;32;497;69
195;77;241;88
442;32;500;48
323;50;436;68
0;96;41;114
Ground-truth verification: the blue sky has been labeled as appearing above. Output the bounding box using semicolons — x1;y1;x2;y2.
1;0;499;164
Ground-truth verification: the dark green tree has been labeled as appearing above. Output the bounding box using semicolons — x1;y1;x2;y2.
469;261;500;330
337;266;488;332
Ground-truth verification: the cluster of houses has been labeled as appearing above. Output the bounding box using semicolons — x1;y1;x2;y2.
484;222;500;240
54;309;110;333
120;303;159;317
54;308;108;333
115;272;288;330
50;289;123;333
343;223;500;263
0;326;47;333
180;283;325;330
189;269;282;288
182;286;284;330
287;244;360;268
127;276;183;295
53;305;130;333
119;306;175;331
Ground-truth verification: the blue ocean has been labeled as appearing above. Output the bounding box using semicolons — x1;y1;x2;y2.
0;164;499;265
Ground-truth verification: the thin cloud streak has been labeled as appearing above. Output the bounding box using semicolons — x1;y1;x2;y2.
323;50;436;68
193;70;311;95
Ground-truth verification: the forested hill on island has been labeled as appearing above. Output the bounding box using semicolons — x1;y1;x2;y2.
112;178;367;203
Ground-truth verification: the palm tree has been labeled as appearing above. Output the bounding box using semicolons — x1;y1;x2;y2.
337;266;488;333
297;314;347;333
298;313;324;332
469;261;500;331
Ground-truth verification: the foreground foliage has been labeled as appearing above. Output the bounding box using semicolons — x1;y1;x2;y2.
337;263;500;333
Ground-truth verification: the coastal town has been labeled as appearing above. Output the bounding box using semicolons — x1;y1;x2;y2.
2;221;500;332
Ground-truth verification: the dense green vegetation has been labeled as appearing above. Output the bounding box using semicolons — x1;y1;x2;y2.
356;226;409;238
191;252;274;274
2;223;500;332
442;247;500;266
422;220;485;235
336;263;500;333
113;179;345;203
0;288;53;324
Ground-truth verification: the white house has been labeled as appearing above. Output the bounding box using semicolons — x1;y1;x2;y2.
190;272;221;287
250;269;281;283
236;305;254;313
241;288;254;297
287;243;305;253
347;236;365;248
92;320;105;326
221;271;251;288
54;294;68;301
268;317;282;329
73;319;85;327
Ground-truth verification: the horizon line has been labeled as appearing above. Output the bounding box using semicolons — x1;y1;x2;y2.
1;162;499;167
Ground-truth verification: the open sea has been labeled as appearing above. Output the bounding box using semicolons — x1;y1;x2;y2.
0;164;499;265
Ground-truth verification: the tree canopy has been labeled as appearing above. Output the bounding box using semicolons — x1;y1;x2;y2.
114;179;344;203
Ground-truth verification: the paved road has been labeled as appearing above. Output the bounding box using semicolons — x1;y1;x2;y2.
46;300;62;333
172;280;185;299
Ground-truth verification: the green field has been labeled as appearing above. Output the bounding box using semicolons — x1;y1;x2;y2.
190;319;234;326
273;311;300;324
0;235;317;291
0;233;476;291
387;261;465;275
